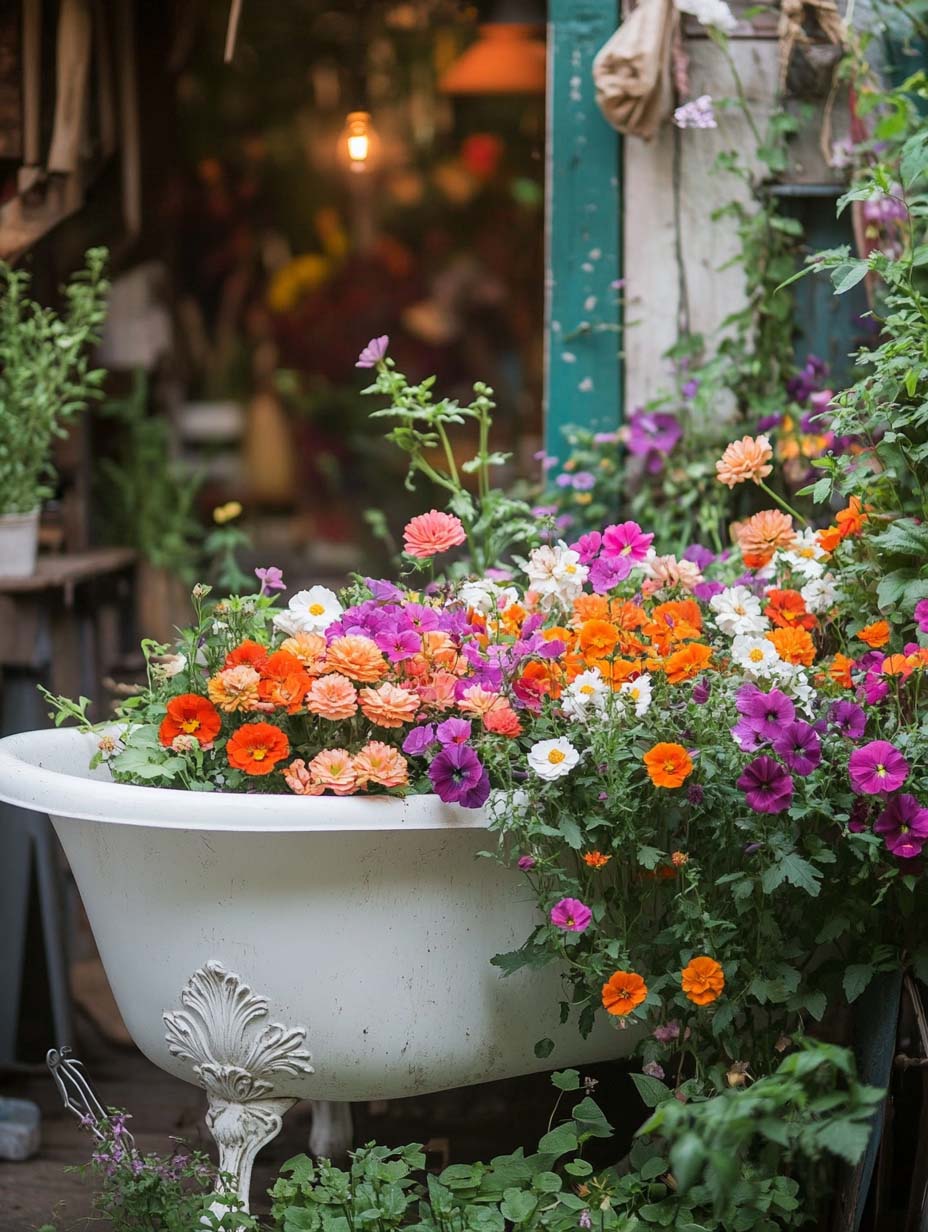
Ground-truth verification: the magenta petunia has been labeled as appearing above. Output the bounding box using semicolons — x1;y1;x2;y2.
601;521;654;577
550;897;592;933
428;743;484;805
874;793;928;858
736;685;795;740
771;721;821;777
517;855;536;871
356;335;389;368
848;740;909;795
571;531;602;564
436;717;472;746
737;756;795;814
915;599;928;634
829;700;866;740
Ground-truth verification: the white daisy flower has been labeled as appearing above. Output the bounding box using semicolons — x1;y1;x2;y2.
800;575;839;615
619;675;653;717
459;579;518;614
276;586;343;635
525;542;588;609
709;585;768;637
731;634;782;678
563;669;608;719
527;737;580;781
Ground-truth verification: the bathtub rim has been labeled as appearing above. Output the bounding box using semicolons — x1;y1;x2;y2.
0;727;512;832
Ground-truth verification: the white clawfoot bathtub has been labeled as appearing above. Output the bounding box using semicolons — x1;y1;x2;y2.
0;728;632;1211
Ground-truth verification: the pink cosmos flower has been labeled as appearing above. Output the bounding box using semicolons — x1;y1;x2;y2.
600;521;654;580
356;335;389;368
848;740;909;795
403;510;467;559
550;897;592;933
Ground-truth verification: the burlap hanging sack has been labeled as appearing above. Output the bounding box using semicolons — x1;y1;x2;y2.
593;0;678;142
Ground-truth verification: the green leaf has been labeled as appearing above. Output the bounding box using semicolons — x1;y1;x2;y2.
669;1133;705;1192
537;1123;579;1156
843;963;875;1004
630;1073;674;1109
550;1069;581;1091
815;1118;873;1165
563;1159;593;1177
572;1096;614;1139
831;261;870;294
532;1171;563;1194
637;845;663;870
499;1190;537;1224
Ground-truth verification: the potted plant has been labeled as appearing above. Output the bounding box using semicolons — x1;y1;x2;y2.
0;247;109;576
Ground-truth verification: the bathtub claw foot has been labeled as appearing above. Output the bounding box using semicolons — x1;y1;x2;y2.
163;960;314;1213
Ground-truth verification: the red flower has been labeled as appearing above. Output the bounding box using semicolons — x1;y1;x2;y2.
159;694;221;748
764;589;816;631
224;639;269;672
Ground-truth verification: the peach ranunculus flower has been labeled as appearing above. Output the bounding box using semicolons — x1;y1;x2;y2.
681;955;725;1005
325;634;388;683
207;665;261;713
412;670;459;709
403;509;467;558
280;632;328;675
715;435;774;488
640;554;703;597
457;685;504;717
308;748;357;795
305;673;359;721
283;758;324;796
359;682;420;728
483;703;523;737
735;509;797;561
353;740;409;790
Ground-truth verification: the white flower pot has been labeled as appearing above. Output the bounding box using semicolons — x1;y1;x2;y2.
0;508;39;578
0;728;633;1211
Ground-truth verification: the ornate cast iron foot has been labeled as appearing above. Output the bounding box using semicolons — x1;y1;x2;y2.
164;960;313;1213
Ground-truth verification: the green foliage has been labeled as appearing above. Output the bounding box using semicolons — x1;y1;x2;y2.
0;247;109;514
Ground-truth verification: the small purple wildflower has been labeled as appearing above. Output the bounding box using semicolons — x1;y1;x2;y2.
356;335;389;368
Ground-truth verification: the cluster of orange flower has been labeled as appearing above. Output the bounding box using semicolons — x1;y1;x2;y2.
601;956;725;1017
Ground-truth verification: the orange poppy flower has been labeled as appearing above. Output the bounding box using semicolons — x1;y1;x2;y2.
835;495;868;540
882;653;915;679
579;619;619;658
643;742;693;788
602;970;648;1017
226;722;290;775
817;526;843;553
572;593;609;623
258;650;312;714
664;643;712;685
857;620;890;649
764;589;816;631
742;550;775;569
829;653;854;689
583;850;612;869
767;627;816;667
517;659;563;702
644;601;702;653
681;955;725;1006
159;694;222;748
224;639;269;673
590;657;641;687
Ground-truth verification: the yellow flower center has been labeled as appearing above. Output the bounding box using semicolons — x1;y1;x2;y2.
629;687;640;700
181;718;200;733
876;763;886;776
548;748;567;765
252;747;268;761
580;685;595;696
565;564;577;575
664;760;676;773
309;603;326;616
749;648;765;662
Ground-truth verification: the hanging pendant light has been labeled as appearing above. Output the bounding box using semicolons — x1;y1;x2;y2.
338;110;380;173
439;0;547;96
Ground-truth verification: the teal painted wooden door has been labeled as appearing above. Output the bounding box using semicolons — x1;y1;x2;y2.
544;0;622;460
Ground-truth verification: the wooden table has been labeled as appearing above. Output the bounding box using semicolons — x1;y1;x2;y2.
0;548;136;1067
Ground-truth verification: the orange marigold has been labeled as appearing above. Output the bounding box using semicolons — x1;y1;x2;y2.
765;589;816;631
602;970;648;1017
681;955;725;1006
325;635;388;683
735;509;797;560
353;740;409;790
305;673;358;721
583;850;612;869
226;722;290;776
663;643;712;685
359;682;420;728
715;435;774;488
207;665;261;713
258;649;312;714
643;742;693;788
159;694;221;748
766;626;816;667
644;600;703;653
857;620;891;649
224;639;269;673
829;653;854;689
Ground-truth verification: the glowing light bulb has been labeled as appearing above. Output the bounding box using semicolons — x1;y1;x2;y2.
340;111;377;173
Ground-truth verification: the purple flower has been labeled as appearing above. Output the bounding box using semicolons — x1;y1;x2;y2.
771;721;821;777
588;555;625;594
849;740;909;795
848;798;871;833
626;410;683;462
687;782;704;805
572;471;596;491
255;566;285;593
681;379;699;399
601;521;654;572
356;335;389;368
365;577;403;601
555;472;574;488
517;855;536;871
736;685;795;740
436;717;472;746
674;94;717;129
653;1021;680;1043
571;531;602;564
693;581;726;602
874;793;928;858
692;678;711;705
459;768;491;808
429;744;486;805
683;543;715;571
376;627;421;662
643;1061;666;1079
579;1211;592;1230
731;720;764;752
915;599;928;634
403;724;436;756
594;431;620;444
737;756;795;814
862;673;890;705
829;700;867;740
550;897;592;933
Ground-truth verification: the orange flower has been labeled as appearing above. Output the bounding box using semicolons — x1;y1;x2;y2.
766;626;816;667
572;593;609;623
644;600;703;653
325;635;388;683
602;970;648;1017
353;740;409;790
735;510;797;560
664;643;712;685
283;758;324;796
643;742;693;788
279;633;328;675
857;620;890;649
583;850;612;869
670;850;688;868
882;653;915;679
817;526;843;553
414;671;459;709
258;650;312;714
579;619;619;658
305;673;358;721
483;704;523;737
715;435;774;488
226;722;290;776
517;659;562;702
224;639;269;673
159;694;221;748
681;955;725;1006
359;682;420;728
207;665;261;713
765;589;816;631
308;747;357;795
835;495;867;540
829;653;854;689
